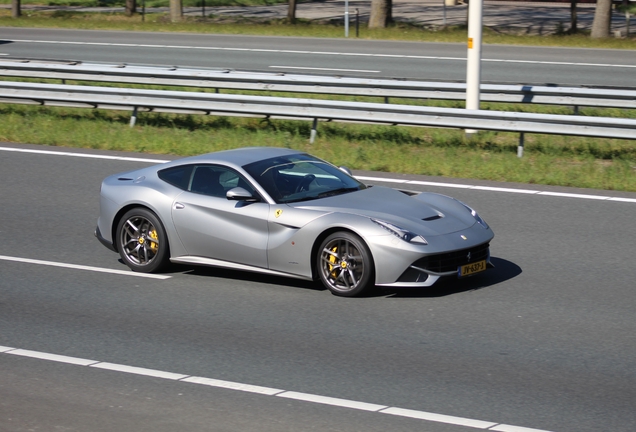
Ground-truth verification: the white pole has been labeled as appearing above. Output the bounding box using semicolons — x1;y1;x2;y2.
465;0;483;136
443;0;446;27
345;0;349;37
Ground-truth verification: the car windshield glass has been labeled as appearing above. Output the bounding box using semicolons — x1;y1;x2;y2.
243;153;366;204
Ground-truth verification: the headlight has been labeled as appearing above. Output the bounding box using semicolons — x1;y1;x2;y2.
371;219;428;244
456;200;489;229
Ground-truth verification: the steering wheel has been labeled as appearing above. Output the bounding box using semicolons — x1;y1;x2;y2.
295;174;316;193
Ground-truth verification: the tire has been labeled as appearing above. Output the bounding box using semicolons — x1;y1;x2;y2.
115;208;169;273
317;232;375;297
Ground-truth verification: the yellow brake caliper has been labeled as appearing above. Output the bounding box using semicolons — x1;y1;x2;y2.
329;246;338;278
148;229;159;252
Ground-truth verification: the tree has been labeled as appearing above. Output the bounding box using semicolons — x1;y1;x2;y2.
170;0;183;22
369;0;392;29
126;0;136;17
12;0;20;18
288;0;297;24
570;0;577;34
591;0;612;38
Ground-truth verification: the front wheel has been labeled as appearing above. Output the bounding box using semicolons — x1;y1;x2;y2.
317;232;375;297
115;208;169;273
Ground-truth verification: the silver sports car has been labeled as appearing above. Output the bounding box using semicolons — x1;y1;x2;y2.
96;147;494;296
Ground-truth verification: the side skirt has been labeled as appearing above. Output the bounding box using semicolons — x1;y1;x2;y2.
170;256;313;281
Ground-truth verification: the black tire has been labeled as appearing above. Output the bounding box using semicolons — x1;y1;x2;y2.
317;232;375;297
115;208;169;273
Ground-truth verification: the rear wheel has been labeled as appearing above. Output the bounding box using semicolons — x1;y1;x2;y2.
116;208;169;273
317;232;375;297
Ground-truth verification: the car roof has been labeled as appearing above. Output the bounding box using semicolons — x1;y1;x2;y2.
168;147;307;168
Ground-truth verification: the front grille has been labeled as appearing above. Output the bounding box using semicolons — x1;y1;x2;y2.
412;243;490;274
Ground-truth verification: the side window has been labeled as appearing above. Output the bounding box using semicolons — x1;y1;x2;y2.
158;165;194;191
189;165;257;198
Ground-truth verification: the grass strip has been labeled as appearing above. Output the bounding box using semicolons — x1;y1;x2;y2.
1;104;635;191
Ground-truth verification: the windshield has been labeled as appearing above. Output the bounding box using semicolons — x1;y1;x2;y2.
243;153;366;204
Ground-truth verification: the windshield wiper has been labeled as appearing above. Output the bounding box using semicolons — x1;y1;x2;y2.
284;196;321;204
283;187;359;204
316;187;359;199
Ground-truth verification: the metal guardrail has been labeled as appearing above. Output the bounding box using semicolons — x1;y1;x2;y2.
2;81;635;151
1;60;636;110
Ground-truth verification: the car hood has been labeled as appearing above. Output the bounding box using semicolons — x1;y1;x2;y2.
293;186;479;237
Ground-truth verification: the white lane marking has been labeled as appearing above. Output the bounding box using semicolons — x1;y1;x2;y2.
277;391;387;412
270;65;380;73
489;425;556;432
6;349;99;366
183;376;284;395
536;191;609;200
0;255;172;279
91;362;189;380
0;146;168;164
357;176;636;203
0;347;554;432
2;146;635;203
6;39;636;69
381;407;497;429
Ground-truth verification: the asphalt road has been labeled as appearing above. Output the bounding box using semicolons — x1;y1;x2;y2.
1;28;635;87
1;143;635;432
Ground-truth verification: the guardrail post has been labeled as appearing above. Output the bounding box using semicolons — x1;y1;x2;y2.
130;106;138;127
310;118;318;143
517;132;525;158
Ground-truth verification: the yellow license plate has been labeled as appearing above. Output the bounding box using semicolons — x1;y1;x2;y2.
458;260;487;277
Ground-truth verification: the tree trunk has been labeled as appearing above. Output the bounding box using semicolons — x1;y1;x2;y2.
287;0;297;24
126;0;136;17
11;0;21;18
369;0;392;29
591;0;612;38
570;0;577;33
170;0;183;22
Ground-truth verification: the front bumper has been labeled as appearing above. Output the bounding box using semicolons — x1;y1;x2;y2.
377;243;493;288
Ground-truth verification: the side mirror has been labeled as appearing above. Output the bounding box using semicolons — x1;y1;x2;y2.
339;166;353;176
226;187;259;202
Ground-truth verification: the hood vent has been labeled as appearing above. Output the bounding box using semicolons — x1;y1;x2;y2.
423;214;443;221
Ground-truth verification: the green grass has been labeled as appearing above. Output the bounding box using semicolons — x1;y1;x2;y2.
1;104;634;191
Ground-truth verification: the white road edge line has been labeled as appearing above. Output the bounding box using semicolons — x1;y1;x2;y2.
0;346;555;432
0;146;168;164
0;255;172;279
5;348;99;366
2;146;635;203
380;407;496;429
270;65;380;73
6;39;636;69
356;176;636;203
277;391;387;412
